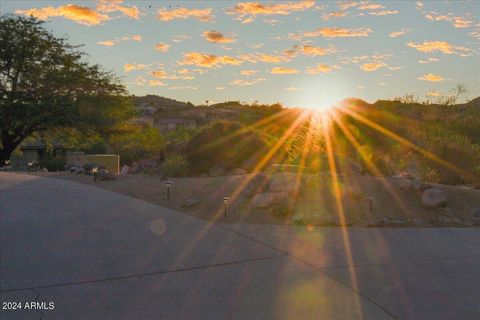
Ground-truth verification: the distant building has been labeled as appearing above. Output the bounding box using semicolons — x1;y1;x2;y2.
153;118;196;132
182;108;239;121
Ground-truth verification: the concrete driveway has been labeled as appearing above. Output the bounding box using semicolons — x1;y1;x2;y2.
1;173;479;319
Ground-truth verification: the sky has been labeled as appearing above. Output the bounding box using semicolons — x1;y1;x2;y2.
2;0;479;109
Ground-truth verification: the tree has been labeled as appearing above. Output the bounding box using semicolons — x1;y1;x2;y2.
0;15;134;166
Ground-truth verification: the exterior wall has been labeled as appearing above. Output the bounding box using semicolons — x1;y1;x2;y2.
66;151;86;167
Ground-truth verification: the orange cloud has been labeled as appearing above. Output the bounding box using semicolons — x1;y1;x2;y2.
358;4;384;10
389;28;411;38
96;0;140;19
306;63;339;74
157;7;213;22
407;41;471;55
203;31;235;43
16;4;110;26
322;11;347;20
179;52;242;68
98;34;141;46
240;70;258;76
425;12;472;28
292;27;371;39
426;90;441;97
124;63;148;72
270;67;299;74
298;44;337;56
154;43;170;52
229;0;314;23
148;80;167;87
360;61;386;71
369;10;398;16
230;78;266;86
418;73;444;82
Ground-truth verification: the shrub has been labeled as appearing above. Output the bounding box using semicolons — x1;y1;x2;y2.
38;155;66;171
163;152;189;177
185;120;269;174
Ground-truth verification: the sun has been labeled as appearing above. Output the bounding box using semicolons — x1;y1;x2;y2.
286;81;348;112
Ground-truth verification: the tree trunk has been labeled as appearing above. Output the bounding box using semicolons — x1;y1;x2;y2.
0;134;24;167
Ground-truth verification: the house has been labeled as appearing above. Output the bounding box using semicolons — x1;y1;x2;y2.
182;108;239;121
153;118;196;132
11;140;65;167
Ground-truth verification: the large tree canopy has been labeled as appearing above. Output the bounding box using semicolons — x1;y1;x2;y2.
0;15;134;165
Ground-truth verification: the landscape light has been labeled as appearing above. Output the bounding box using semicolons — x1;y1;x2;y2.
27;162;33;174
92;168;98;182
223;197;230;217
166;181;172;199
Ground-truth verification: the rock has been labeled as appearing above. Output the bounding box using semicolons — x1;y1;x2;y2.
242;173;269;198
98;169;116;181
183;198;199;208
395;172;415;180
251;193;279;209
292;214;304;224
413;218;424;226
392;177;412;191
138;159;157;170
437;216;451;225
472;208;480;222
69;166;78;173
120;165;130;175
131;161;140;174
208;165;225;177
411;180;422;191
268;174;297;193
199;173;209;178
230;168;246;176
74;167;85;174
421;188;447;208
40;167;48;173
453;218;462;224
269;193;291;216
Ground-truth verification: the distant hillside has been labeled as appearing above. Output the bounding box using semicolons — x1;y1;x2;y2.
132;95;192;109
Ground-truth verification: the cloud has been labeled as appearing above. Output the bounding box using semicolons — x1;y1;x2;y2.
202;31;235;43
418;57;439;64
97;34;142;46
240;70;258;76
229;0;314;23
16;0;139;26
407;41;471;56
270;67;299;74
306;63;339;74
369;10;398;16
168;86;198;90
424;12;472;28
416;2;424;10
358;4;384;10
286;86;302;92
216;86;225;90
154;43;170;52
96;0;140;19
297;44;337;56
148;80;167;87
425;90;441;97
230;78;266;86
360;61;386;71
239;53;291;64
16;4;110;26
157;7;213;22
291;27;371;39
389;28;411;38
178;52;243;68
322;11;347;20
124;63;148;72
418;73;444;82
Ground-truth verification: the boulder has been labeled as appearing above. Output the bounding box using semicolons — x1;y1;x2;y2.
120;165;130;175
251;193;279;209
40;167;48;173
392;177;413;191
183;198;200;208
98;169;116;181
74;167;85;174
421;188;447;208
395;172;415;180
242;173;270;198
268;174;297;193
412;218;424;226
472;208;480;222
69;166;78;173
269;193;291;216
208;165;225;177
230;168;246;176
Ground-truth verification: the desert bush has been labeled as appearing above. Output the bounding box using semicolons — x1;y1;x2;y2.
420;134;480;185
163;152;189;177
185;120;269;174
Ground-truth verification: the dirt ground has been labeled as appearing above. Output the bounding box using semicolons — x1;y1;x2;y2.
31;171;480;228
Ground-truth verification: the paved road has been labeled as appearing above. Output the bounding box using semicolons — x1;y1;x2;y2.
0;173;479;319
